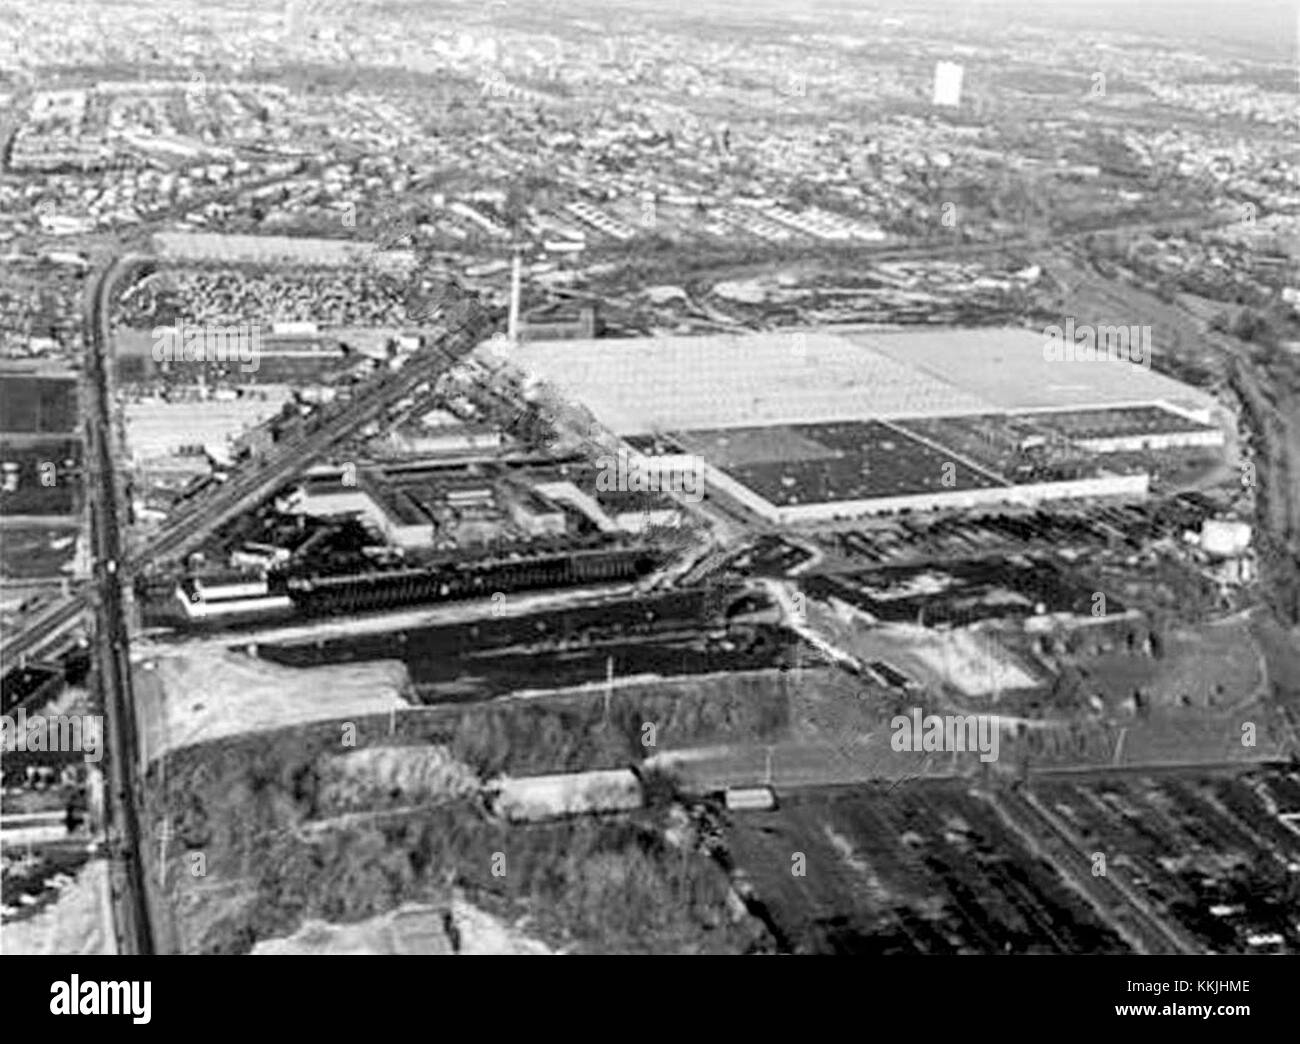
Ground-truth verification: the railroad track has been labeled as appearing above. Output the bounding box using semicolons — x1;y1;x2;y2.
979;783;1202;955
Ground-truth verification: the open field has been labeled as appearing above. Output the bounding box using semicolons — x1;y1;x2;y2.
132;648;409;759
0;376;78;434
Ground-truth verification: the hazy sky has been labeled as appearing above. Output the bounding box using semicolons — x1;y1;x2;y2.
791;0;1299;62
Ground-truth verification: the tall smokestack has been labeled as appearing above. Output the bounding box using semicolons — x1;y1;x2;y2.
507;249;522;344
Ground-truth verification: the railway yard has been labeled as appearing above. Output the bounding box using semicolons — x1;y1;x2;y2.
725;766;1300;955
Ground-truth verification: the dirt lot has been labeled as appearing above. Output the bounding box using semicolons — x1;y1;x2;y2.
249;896;562;954
132;646;410;761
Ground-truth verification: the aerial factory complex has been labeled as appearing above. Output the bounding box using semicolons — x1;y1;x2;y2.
1;0;1299;962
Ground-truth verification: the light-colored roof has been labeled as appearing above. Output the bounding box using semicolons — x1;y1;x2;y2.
500;326;1217;435
503;330;988;434
847;327;1217;415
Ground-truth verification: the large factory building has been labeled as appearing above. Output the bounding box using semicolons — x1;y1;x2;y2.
494;326;1226;523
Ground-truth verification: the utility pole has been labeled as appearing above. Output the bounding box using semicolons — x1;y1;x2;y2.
604;654;614;723
507;245;522;345
157;816;171;889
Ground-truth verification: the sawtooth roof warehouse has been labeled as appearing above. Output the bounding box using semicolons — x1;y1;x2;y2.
498;326;1226;525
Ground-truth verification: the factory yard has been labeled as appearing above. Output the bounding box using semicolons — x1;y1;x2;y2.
248;586;804;702
279;626;808;704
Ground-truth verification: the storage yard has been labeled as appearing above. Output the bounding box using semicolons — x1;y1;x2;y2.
804;556;1119;626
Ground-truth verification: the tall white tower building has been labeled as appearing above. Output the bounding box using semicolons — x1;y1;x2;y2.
933;61;964;107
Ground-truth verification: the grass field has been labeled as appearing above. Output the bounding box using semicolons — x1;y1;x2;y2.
0;376;77;435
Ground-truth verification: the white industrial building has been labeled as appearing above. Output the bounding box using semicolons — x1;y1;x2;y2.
492;327;1225;525
501;327;1221;435
1199;519;1252;558
705;464;1150;526
490;769;642;822
280;479;435;550
500;484;568;538
176;576;292;620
